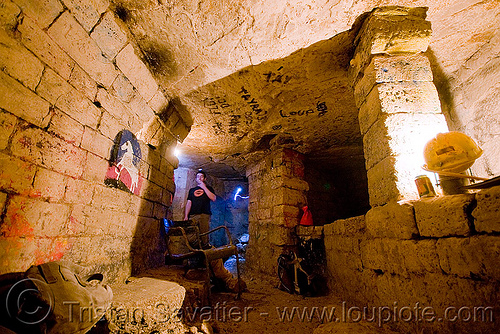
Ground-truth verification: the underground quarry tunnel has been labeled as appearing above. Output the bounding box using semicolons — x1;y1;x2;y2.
0;0;499;333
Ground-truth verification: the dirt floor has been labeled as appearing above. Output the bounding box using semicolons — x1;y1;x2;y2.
185;258;401;334
112;256;410;334
208;273;339;334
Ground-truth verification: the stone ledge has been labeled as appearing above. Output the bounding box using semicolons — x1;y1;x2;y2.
360;238;440;276
437;235;500;280
472;185;500;233
414;194;474;237
324;215;365;236
365;201;417;239
108;275;188;333
295;225;323;239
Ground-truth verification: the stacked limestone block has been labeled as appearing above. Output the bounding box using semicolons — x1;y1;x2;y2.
107;277;188;334
323;187;500;334
349;7;449;206
0;0;189;283
245;148;309;275
328;8;499;332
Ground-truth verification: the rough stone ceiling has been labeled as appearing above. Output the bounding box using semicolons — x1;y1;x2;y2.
112;0;500;179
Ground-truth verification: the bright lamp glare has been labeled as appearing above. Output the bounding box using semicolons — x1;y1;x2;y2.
233;187;248;201
173;147;180;157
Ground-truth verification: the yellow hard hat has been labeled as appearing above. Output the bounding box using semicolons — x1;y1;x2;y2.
423;131;483;173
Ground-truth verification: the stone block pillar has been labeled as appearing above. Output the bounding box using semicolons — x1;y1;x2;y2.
245;148;309;275
349;7;449;207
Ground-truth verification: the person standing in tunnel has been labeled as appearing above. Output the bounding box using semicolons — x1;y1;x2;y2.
183;169;246;293
184;169;216;249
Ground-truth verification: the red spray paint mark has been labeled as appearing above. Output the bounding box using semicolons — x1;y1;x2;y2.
34;239;71;265
1;200;34;237
2;198;71;266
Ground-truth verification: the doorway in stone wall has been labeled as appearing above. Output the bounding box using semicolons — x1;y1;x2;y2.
209;181;249;275
171;168;249;273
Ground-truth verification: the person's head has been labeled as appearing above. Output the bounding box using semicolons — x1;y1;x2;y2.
196;170;206;183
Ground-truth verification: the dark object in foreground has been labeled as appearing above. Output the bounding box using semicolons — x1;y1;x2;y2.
163;219;244;299
277;251;318;296
0;261;113;334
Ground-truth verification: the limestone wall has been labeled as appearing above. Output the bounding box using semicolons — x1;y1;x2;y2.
246;148;308;275
324;186;500;333
0;0;189;283
436;11;500;178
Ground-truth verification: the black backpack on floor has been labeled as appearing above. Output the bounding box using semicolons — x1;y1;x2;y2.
277;251;316;296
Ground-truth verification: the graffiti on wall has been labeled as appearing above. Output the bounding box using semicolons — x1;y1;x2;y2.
203;82;332;137
263;67;291;85
239;87;267;125
203;96;231;115
203;96;247;135
105;130;143;195
279;101;329;118
203;96;231;135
